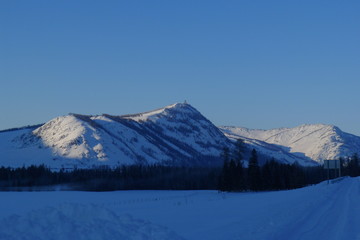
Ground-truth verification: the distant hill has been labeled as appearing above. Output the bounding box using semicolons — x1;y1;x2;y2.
220;124;360;163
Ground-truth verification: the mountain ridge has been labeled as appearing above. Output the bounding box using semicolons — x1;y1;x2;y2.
1;103;358;168
220;124;360;162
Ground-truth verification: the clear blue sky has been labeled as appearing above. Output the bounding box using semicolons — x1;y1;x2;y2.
1;1;359;135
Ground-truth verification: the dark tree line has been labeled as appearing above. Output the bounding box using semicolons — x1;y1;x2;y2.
340;153;360;177
0;150;358;192
0;164;220;191
218;141;360;192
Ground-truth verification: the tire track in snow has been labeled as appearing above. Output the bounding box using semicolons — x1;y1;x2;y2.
271;178;360;240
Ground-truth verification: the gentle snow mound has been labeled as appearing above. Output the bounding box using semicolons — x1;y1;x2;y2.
0;203;184;240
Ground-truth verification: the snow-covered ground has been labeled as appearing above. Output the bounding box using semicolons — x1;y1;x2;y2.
0;177;359;240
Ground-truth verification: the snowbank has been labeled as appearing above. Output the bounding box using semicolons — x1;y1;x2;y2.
0;203;184;240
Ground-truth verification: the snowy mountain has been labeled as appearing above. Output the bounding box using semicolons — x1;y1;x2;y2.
4;103;351;169
220;124;360;163
0;103;233;169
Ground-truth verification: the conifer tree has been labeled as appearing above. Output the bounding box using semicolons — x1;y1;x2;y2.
229;158;237;191
262;158;280;190
219;147;231;191
348;153;359;177
233;139;245;191
248;149;261;191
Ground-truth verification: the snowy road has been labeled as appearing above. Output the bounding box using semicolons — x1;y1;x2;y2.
270;177;360;240
0;177;359;240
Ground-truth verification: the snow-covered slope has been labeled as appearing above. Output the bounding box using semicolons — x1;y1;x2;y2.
0;103;233;168
227;135;317;166
220;124;360;162
1;177;359;240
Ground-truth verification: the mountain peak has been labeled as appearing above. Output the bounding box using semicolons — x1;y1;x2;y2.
122;102;198;122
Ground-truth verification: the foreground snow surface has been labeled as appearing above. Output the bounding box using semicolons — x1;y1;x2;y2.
0;177;359;240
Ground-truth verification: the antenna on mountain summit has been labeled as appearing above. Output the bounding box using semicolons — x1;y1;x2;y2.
184;100;187;104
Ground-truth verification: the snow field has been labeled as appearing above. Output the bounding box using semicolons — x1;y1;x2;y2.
0;177;359;240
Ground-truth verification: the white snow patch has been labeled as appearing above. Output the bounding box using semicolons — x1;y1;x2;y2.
124;103;178;122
